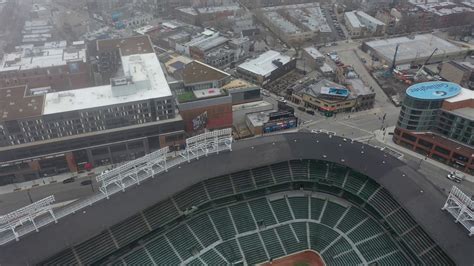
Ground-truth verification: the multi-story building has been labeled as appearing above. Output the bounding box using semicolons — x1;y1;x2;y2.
344;11;386;37
394;81;473;174
175;61;233;133
302;46;325;70
289;73;374;115
0;41;92;90
236;50;296;86
0;36;185;184
440;61;474;90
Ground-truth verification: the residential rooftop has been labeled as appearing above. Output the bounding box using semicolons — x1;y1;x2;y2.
238;50;292;78
416;1;474;16
345;11;363;28
0;42;86;72
97;35;154;56
197;5;241;14
304;47;325;59
355;11;385;26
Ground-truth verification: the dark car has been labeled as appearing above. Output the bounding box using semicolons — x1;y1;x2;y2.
62;177;75;184
80;180;93;186
306;110;315;115
297;106;306;112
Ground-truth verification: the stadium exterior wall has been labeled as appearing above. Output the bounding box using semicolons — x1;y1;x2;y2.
0;132;472;265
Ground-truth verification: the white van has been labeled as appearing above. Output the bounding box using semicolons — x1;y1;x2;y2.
447;171;465;183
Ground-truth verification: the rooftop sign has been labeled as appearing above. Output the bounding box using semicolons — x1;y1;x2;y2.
406;81;461;100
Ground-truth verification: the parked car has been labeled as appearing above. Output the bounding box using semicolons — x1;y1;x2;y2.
297;106;306;112
62;178;75;184
447;171;465;183
306;110;315;115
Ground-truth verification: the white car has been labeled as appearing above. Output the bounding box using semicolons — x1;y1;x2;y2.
447;171;465;183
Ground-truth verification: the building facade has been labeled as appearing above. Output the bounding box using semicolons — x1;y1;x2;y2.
440;61;474;91
0;36;185;184
393;81;473;174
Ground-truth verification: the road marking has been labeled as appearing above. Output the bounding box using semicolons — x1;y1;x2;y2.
336;121;374;135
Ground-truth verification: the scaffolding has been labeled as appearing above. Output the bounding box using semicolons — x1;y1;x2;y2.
442;186;474;236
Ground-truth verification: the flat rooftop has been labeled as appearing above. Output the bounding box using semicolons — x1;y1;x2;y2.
247;111;271;126
238;50;292;78
444;86;474;103
197;5;241;14
365;34;465;62
222;79;257;90
416;1;474;16
450;107;474;120
97;35;154;56
304;47;324;59
43;53;172;115
0;86;44;122
0;44;86;72
182;61;230;85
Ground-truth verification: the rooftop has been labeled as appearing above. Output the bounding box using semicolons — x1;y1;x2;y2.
43;53;172;115
298;79;353;100
416;1;474;16
304;47;324;59
355;11;385;26
345;11;363;28
450;107;474;120
222;79;257;90
444;86;474;103
365;34;465;62
182;61;230;85
0;86;44;121
238;50;292;78
197;5;241;14
0;43;86;72
97;35;154;56
246;111;271;126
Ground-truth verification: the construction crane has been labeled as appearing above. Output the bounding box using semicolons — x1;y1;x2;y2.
383;43;400;78
414;48;438;81
391;43;400;72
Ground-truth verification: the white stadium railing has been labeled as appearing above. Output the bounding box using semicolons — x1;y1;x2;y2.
0;196;56;241
442;186;474;236
0;129;233;245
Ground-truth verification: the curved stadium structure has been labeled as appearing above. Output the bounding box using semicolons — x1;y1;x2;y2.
1;132;473;265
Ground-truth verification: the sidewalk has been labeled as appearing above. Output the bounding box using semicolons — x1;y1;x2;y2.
373;126;474;183
0;165;111;195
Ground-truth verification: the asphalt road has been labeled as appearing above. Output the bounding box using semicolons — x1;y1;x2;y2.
0;175;99;214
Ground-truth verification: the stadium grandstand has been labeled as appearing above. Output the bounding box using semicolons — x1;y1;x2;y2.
0;132;473;265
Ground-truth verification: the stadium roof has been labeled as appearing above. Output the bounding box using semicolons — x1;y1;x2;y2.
0;132;473;265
